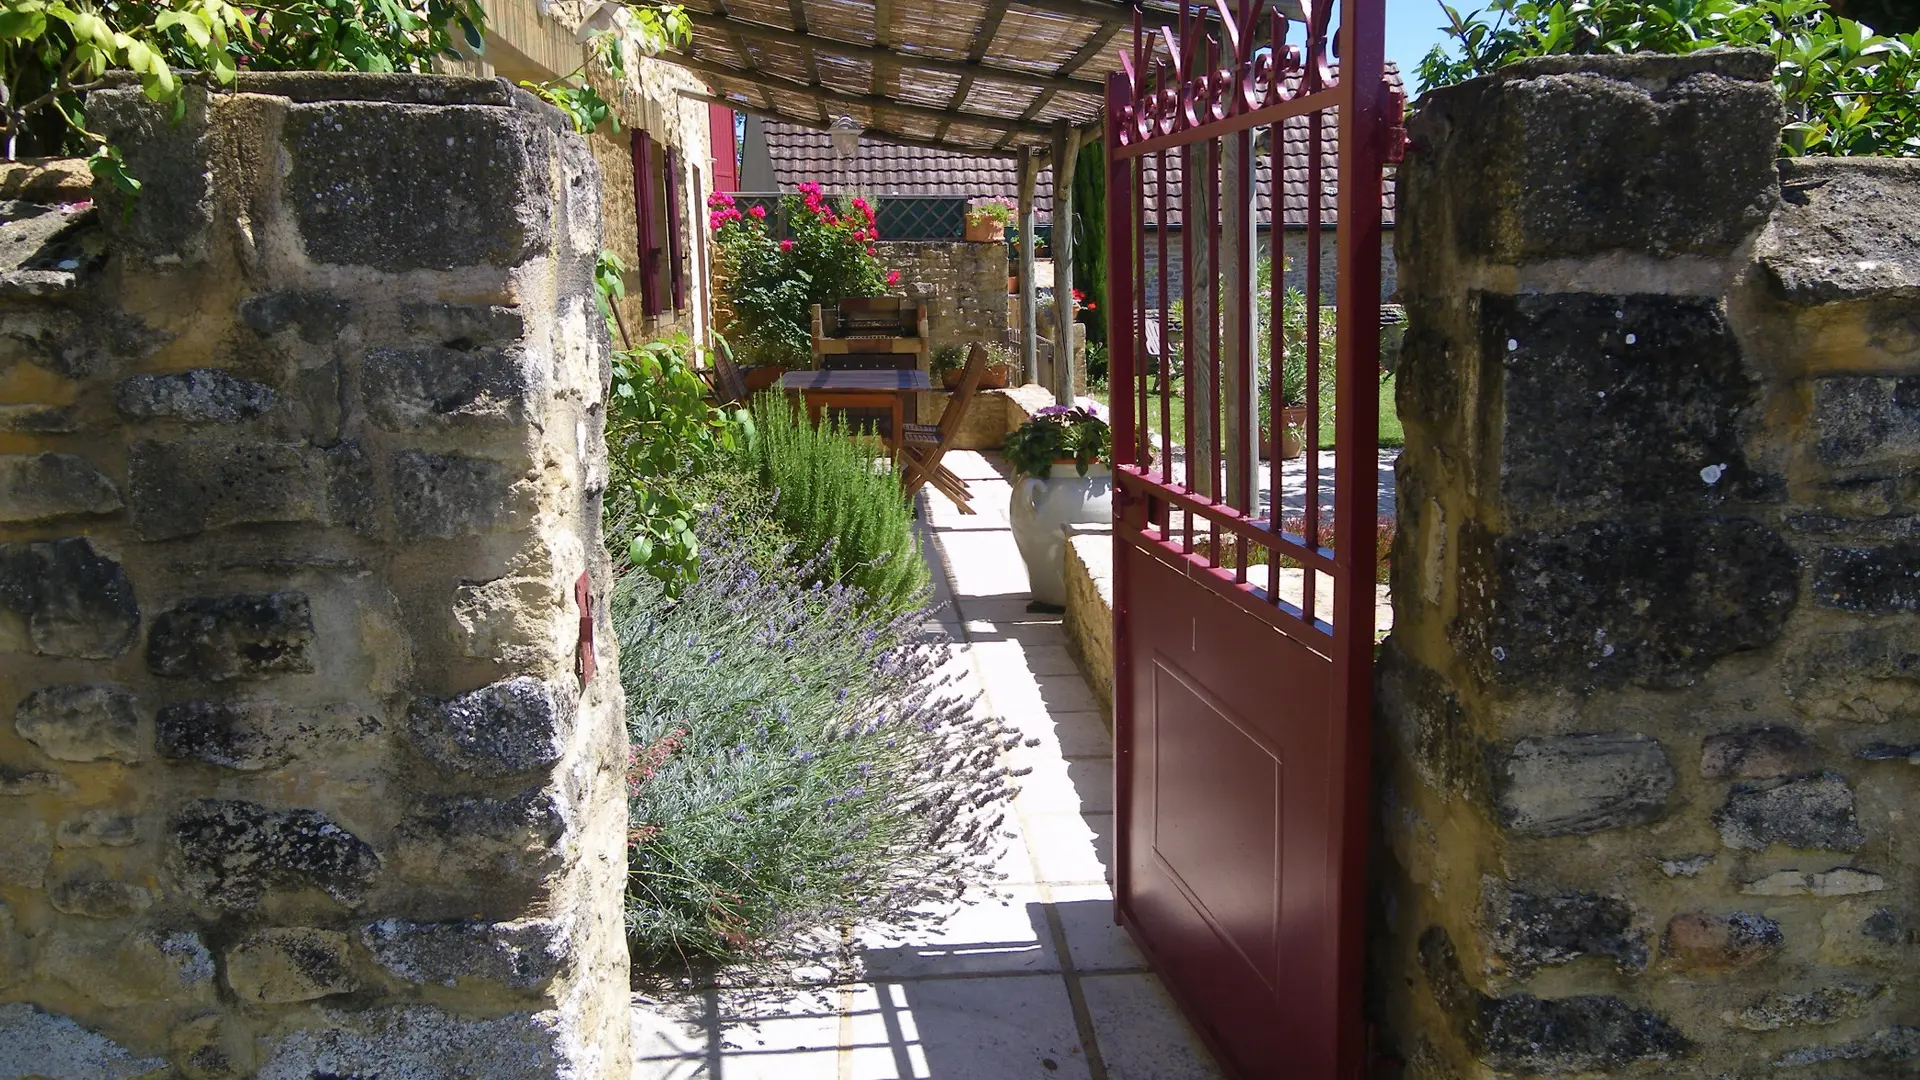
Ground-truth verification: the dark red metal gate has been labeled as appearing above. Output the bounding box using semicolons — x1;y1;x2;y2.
1103;3;1394;1077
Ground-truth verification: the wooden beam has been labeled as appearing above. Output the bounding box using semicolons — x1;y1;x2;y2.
1018;146;1039;384
783;0;827;123
679;90;1024;159
992;23;1116;148
1050;119;1082;404
685;11;1103;93
678;57;1058;137
872;0;894;98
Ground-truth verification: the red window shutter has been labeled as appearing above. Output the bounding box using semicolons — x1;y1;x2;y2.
664;148;686;312
633;130;661;317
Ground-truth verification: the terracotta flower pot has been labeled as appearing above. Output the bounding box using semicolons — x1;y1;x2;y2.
965;218;1004;243
1256;406;1311;461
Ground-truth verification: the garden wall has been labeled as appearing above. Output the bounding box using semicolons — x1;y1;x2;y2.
0;75;628;1077
875;239;1012;359
1377;51;1920;1077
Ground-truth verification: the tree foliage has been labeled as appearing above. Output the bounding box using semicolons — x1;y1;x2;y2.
1415;0;1920;156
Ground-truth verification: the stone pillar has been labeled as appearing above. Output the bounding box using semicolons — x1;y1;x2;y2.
1378;52;1920;1077
0;74;627;1077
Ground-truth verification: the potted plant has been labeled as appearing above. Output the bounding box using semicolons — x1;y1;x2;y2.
932;341;1018;391
1003;404;1113;609
966;197;1014;243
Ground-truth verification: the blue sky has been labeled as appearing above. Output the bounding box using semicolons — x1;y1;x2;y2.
1384;0;1461;87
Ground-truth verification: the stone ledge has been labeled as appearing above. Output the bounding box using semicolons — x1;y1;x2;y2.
1063;523;1115;722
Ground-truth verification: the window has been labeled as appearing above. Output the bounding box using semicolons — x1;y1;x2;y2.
633;132;690;318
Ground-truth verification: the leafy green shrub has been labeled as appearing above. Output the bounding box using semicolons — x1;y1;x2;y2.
604;334;753;590
615;512;1018;969
740;394;927;616
1417;0;1919;156
1004;405;1111;477
710;185;893;369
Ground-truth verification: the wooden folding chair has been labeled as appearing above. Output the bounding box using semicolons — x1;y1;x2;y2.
899;342;988;514
709;339;750;404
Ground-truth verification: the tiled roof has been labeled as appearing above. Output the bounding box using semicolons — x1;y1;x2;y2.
759;63;1400;230
758;120;1057;222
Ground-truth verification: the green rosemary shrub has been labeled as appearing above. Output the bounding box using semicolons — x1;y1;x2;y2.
739;393;928;616
615;512;1019;969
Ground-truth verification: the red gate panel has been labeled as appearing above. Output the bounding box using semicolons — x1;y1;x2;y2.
1104;2;1393;1076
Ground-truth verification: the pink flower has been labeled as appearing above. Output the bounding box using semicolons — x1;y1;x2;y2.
780;239;796;252
867;246;877;256
749;205;767;219
852;197;869;212
886;270;900;286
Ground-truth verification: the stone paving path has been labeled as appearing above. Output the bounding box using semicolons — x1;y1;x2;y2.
630;451;1225;1080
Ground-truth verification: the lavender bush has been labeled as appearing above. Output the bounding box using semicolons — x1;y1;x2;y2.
613;508;1021;969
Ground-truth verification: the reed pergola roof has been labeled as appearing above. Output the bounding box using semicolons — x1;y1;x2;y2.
676;0;1302;158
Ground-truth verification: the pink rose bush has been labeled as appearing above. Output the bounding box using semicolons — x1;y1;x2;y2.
709;185;893;369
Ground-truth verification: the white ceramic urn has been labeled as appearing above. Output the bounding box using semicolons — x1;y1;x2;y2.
1010;463;1113;607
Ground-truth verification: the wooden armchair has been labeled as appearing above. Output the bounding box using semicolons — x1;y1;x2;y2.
811;297;931;372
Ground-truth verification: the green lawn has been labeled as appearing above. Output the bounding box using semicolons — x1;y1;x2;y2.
1091;374;1403;451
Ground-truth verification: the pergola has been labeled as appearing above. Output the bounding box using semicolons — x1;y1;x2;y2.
672;0;1301;400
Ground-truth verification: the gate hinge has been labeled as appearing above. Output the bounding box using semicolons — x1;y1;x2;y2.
574;571;597;685
1382;88;1409;165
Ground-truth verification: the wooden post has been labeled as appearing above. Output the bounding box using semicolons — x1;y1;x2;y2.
1018;145;1039;386
1051;120;1082;405
1222;124;1256;507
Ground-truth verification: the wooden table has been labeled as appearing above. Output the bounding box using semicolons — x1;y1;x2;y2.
778;368;931;449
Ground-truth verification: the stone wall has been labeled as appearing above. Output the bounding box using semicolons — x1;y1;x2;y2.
0;75;627;1077
1062;525;1114;721
1375;51;1920;1078
875;239;1012;361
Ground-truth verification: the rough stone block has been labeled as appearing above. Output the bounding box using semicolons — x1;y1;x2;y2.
0;453;122;523
1715;774;1865;851
1701;726;1811;780
1818;900;1910;966
392;787;567;894
1495;733;1675;836
1488;293;1757;523
391;450;521;540
0;1002;172;1080
1782;625;1920;724
1762;158;1920;305
361;917;565;991
1741;867;1885;897
1772;1026;1920;1069
38;929;214;1008
0;538;140;659
127;438;327;541
1465;517;1797;688
257;1004;582;1080
1487;885;1647;975
400;302;526;347
237;291;350;343
224;928;359;1004
1811;375;1920;469
283;102;549;272
0;767;72;797
49;878;153;919
116;369;276;424
1813;542;1920;614
362;346;532;431
13;684;142;763
1403;52;1781;262
1727;984;1886;1032
171;799;380;910
55;809;139;848
323;439;378;536
146;593;316;682
157;700;379;771
1420;925;1688;1072
451;576;559;666
0;817;51;887
406;677;571;778
1662;911;1783;971
0;403;78;434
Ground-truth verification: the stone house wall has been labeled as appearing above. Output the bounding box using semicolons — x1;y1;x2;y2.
0;75;628;1077
1376;52;1920;1077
